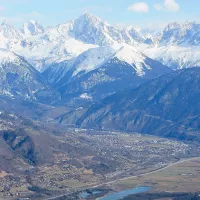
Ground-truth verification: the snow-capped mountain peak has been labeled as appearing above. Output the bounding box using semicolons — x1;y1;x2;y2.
159;21;200;46
182;21;196;28
0;19;22;41
74;10;108;27
21;20;45;36
1;19;10;26
71;11;112;45
70;12;145;46
164;22;181;32
0;13;199;75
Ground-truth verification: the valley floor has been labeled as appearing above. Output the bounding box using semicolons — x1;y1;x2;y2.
0;128;200;200
44;157;200;200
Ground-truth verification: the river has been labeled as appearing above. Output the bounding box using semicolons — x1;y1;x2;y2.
79;186;151;200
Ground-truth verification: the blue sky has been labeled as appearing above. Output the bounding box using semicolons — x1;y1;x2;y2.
1;0;200;28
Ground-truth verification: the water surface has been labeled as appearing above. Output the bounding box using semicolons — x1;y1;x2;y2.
99;186;151;200
79;190;101;198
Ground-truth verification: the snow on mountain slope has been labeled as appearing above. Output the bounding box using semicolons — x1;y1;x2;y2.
71;45;117;76
43;44;171;103
0;48;60;103
22;16;200;72
132;21;200;70
0;48;17;61
43;45;118;84
0;20;22;49
159;21;200;46
0;17;96;72
114;45;152;76
72;44;156;76
2;12;144;73
142;45;200;70
45;44;157;83
69;44;166;77
0;13;200;74
11;27;96;72
0;20;22;40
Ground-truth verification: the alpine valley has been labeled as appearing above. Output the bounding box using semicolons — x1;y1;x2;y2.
0;11;200;200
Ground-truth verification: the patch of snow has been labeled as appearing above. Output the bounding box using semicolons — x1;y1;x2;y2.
79;93;93;100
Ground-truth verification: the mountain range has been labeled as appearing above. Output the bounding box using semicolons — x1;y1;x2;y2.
43;44;171;103
1;12;200;72
0;12;200;142
77;68;200;142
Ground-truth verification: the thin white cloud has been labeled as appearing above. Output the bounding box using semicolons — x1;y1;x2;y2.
154;0;180;12
164;0;180;12
128;2;149;13
154;3;163;11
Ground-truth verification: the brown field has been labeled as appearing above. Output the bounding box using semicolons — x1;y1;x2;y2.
111;157;200;193
0;171;7;178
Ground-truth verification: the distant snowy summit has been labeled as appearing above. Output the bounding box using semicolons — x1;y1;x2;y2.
0;12;199;72
21;20;45;36
160;21;200;45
